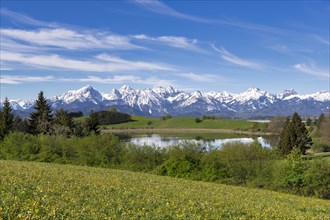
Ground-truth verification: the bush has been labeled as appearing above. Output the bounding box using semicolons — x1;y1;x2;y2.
0;133;39;160
271;148;330;198
121;144;165;172
159;114;172;120
303;157;330;199
195;118;202;123
155;143;205;179
218;142;273;185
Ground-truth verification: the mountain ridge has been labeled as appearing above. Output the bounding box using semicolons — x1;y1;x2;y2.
3;85;330;118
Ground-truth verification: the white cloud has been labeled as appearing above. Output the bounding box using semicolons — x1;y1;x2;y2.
73;75;175;87
293;63;329;78
1;74;176;87
133;0;210;23
1;75;55;84
212;45;263;69
1;28;140;50
179;72;218;82
50;75;173;87
132;34;203;52
1;50;173;72
313;35;330;45
0;8;57;28
132;0;289;35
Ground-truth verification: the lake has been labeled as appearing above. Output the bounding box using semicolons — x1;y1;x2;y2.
115;132;279;149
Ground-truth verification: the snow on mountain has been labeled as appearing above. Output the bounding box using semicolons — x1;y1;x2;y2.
234;88;275;103
3;85;330;118
276;89;298;99
52;85;103;104
4;99;35;110
302;91;330;102
283;91;330;102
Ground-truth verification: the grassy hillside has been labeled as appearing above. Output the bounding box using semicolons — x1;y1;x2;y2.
1;160;329;219
104;116;268;131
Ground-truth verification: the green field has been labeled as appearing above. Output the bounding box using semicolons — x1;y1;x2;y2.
104;116;268;131
1;160;329;219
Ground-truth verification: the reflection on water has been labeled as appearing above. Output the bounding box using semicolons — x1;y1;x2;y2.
120;133;277;148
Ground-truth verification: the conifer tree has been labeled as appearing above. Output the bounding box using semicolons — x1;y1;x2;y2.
277;112;312;155
52;108;74;136
317;113;325;129
54;108;74;128
0;97;14;137
13;115;29;133
290;112;312;154
29;91;53;134
277;117;292;155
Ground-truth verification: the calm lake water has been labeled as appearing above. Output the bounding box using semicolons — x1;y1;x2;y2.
116;133;279;149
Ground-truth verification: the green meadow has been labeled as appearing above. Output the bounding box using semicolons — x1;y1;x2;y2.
1;160;329;219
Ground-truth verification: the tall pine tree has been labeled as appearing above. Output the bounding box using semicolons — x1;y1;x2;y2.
0;97;14;138
278;112;312;155
52;108;74;136
277;117;292;155
29;91;53;134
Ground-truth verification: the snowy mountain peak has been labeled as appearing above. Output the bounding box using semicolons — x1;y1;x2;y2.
55;85;102;104
152;86;178;98
119;85;133;92
247;87;261;92
277;89;298;99
236;87;269;102
78;85;94;92
306;91;330;101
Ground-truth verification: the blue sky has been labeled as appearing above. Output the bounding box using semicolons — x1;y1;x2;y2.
0;0;329;100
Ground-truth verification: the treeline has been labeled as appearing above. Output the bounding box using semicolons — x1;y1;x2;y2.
0;91;131;139
0;132;328;199
91;108;131;125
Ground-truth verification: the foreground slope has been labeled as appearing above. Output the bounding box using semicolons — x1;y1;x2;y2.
1;161;329;219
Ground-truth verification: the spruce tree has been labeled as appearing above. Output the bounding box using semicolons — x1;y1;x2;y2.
277;117;292;155
29;91;53;134
52;108;74;136
317;113;325;129
0;97;14;137
54;108;74;128
290;112;312;154
278;113;312;156
13;115;29;133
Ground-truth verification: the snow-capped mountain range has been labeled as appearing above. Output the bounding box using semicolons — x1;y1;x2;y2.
2;85;330;118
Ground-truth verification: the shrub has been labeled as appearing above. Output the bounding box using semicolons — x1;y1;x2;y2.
0;132;39;160
195;118;202;123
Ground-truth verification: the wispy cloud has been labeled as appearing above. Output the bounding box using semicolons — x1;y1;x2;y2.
293;63;329;78
212;45;263;69
313;35;330;45
1;75;55;84
132;34;203;52
0;8;57;28
64;75;176;87
133;0;211;23
1;50;173;72
132;0;290;35
178;72;219;82
1;74;176;88
1;28;141;51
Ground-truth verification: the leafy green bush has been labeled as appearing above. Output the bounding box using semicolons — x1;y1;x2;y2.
121;144;165;172
271;148;330;198
0;132;39;160
154;143;205;179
